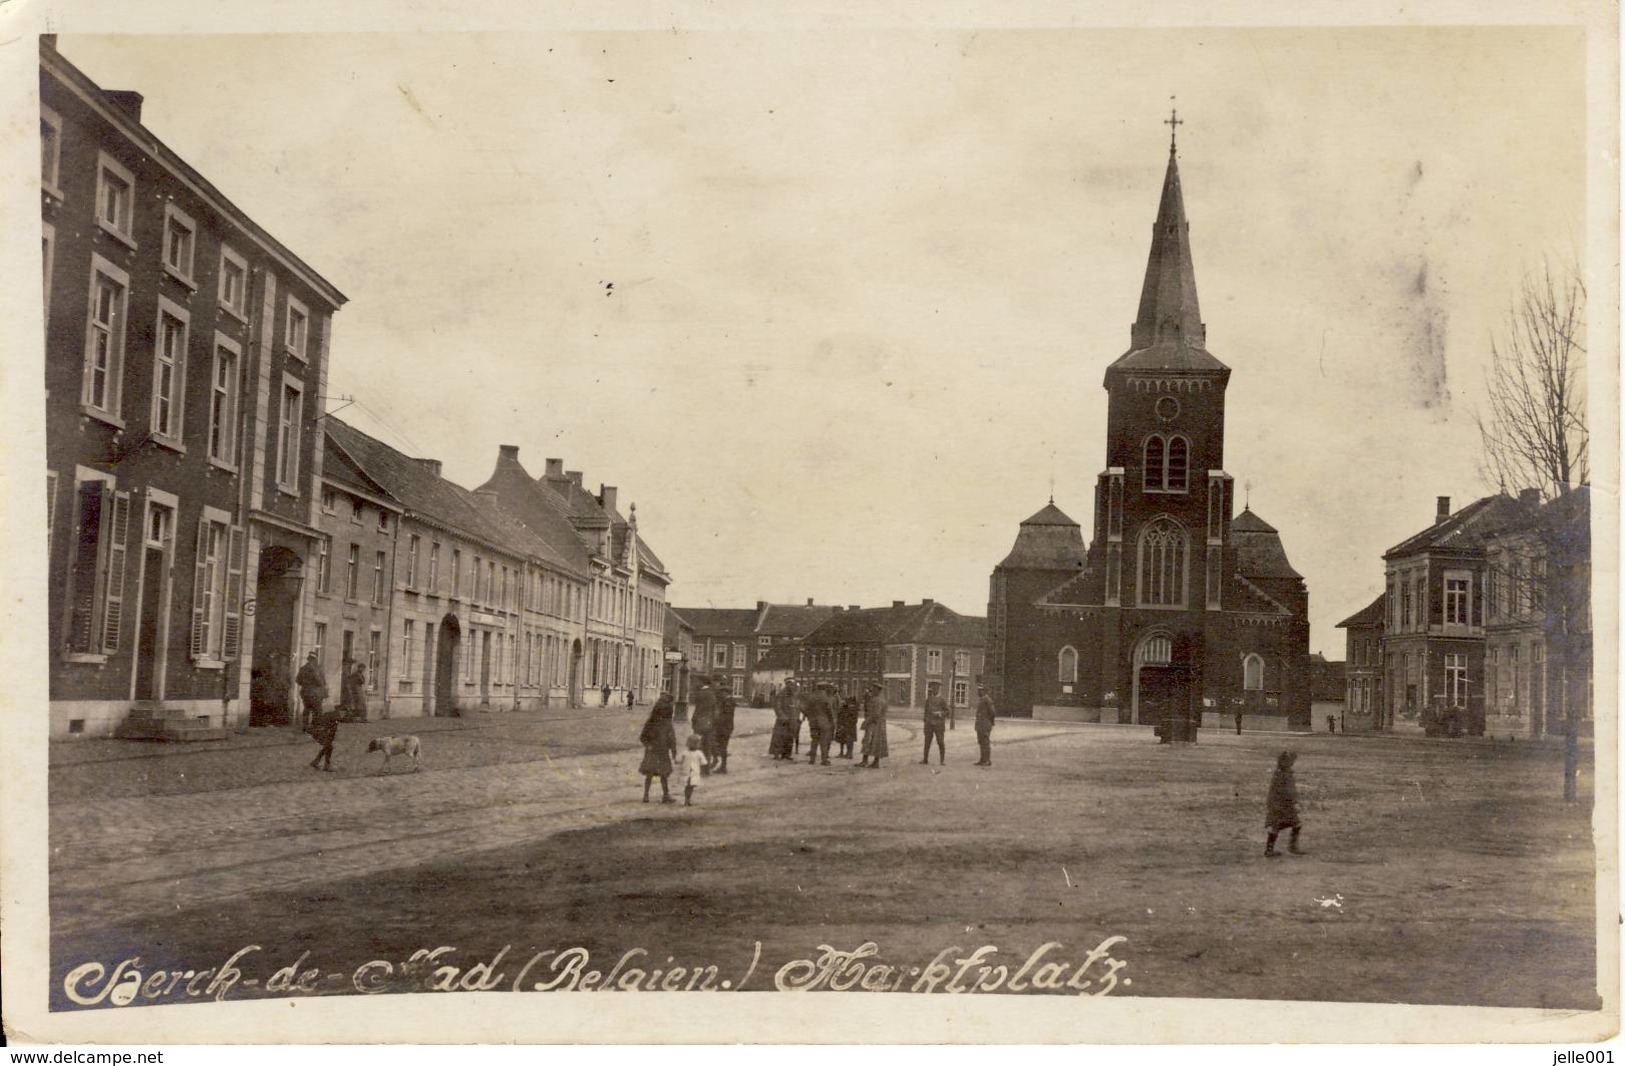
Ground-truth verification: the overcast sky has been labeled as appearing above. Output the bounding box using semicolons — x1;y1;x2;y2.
56;27;1587;655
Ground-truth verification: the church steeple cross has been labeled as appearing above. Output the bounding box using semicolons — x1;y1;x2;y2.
1164;102;1183;152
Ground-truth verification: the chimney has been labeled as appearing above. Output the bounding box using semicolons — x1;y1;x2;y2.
806;598;814;606
499;444;520;463
892;600;904;609
567;471;583;488
416;458;442;478
849;605;860;612
545;458;564;478
1435;496;1451;525
1519;488;1542;507
922;598;934;605
105;90;144;123
600;485;618;513
756;600;767;612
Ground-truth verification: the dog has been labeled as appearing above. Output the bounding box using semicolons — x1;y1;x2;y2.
366;734;422;773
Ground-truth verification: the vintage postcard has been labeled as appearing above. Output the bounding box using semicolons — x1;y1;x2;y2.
0;0;1617;1048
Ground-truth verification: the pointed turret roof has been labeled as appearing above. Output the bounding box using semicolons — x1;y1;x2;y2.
997;500;1087;570
1231;507;1303;581
1109;131;1228;375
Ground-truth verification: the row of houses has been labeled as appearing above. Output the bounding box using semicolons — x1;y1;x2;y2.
1335;488;1592;738
666;598;987;714
41;39;669;738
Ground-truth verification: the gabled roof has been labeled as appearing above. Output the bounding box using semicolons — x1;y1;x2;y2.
472;447;593;576
541;473;611;529
998;501;1089;570
634;533;669;581
756;603;839;638
324;419;570;572
1336;593;1386;630
664;605;693;641
1384;494;1534;559
675;608;760;638
1232;507;1303;581
804;601;985;648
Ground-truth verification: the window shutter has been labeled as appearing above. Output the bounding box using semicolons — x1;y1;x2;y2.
190;518;209;659
100;490;131;653
65;482;107;654
221;525;246;661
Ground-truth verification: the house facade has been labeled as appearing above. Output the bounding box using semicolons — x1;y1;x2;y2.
42;39;346;738
1336;593;1386;731
676;608;761;698
797;600;986;712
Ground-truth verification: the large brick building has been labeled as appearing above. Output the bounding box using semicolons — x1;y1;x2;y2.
797;600;986;713
42;39;346;738
986;128;1311;731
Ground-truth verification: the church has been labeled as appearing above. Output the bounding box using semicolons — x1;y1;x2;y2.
986;120;1312;732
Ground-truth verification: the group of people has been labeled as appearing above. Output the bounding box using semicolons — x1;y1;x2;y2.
768;679;893;768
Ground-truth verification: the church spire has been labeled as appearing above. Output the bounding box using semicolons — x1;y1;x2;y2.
1129;108;1206;352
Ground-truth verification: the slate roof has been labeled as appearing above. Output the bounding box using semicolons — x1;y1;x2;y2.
1231;507;1303;581
542;473;611;529
998;501;1089;570
1383;494;1534;559
804;602;985;648
471;448;593;576
675;608;761;638
1336;593;1386;630
324;418;575;572
756;603;839;638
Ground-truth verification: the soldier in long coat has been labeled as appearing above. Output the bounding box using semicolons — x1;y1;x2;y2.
921;682;950;765
974;685;996;766
804;684;835;766
859;684;889;768
714;686;737;774
690;676;718;775
768;681;798;760
834;695;860;758
295;652;327;730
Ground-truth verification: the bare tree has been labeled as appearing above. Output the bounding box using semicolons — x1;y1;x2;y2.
1477;261;1588;500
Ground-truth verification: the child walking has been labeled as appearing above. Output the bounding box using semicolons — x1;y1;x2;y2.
638;694;678;804
679;734;706;807
1265;750;1304;858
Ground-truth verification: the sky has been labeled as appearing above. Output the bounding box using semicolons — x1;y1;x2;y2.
52;26;1590;655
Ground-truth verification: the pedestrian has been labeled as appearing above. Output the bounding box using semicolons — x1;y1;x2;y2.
805;684;834;766
295;652;327;730
1234;708;1243;735
714;684;737;774
1264;750;1304;858
921;682;949;765
638;694;678;804
627;689;636;709
974;685;996;767
349;661;370;722
859;684;889;769
307;707;339;772
602;682;612;707
680;734;705;807
1326;713;1337;734
691;676;718;775
835;695;859;759
769;681;798;760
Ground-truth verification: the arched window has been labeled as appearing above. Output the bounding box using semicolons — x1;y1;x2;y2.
1243;653;1265;691
1137;634;1172;665
1058;645;1078;683
1166;436;1188;492
1137;517;1187;607
1143;435;1166;491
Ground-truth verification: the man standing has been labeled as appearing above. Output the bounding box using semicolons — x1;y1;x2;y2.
308;706;339;772
859;683;889;769
714;683;737;774
295;652;327;730
805;684;834;766
691;675;718;775
921;682;949;765
602;682;613;707
974;685;996;767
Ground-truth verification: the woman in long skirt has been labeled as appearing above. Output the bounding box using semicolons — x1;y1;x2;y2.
639;694;678;803
834;696;859;758
859;686;889;768
768;684;797;760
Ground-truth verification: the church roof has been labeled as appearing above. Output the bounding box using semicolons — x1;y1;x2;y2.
1231;507;1303;580
998;501;1088;570
1107;139;1228;377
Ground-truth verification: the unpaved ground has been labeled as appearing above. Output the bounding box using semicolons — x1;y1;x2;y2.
50;717;1598;1010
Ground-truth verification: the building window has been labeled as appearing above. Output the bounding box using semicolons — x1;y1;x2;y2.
208;336;241;468
1445;576;1469;626
452;549;462;598
1137;517;1188;608
151;300;188;443
714;644;728;668
62;477;132;658
189;511;245;663
312;622;327;667
162;204;197;286
405;535;420;589
346;543;360;600
402;620;415;680
277;379;303;489
731;675;745;697
1400;580;1413;629
373;550;387;605
428;542;440;593
285;297;310;362
732;644;746;669
1243;653;1265;691
1142;435;1190;493
486;560;496;605
1445;653;1468;707
321;486;336;513
953;679;969;707
317;536;331;594
218;245;249;320
379;509;390;534
954;650;971;676
95;151;136;246
1058;645;1078;683
367;631;381;691
41;106;63;197
927;648;943;675
42;222;56;311
82;257;130;421
1138;635;1172;665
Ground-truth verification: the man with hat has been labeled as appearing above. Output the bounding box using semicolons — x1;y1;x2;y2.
690;674;719;775
804;683;835;766
295;651;327;731
974;684;996;767
714;679;737;773
921;681;950;765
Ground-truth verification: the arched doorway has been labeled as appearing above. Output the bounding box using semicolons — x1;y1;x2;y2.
435;613;461;717
1131;630;1189;728
569;638;583;708
249;546;303;726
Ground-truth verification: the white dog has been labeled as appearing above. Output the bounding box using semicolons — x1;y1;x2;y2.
366;734;422;772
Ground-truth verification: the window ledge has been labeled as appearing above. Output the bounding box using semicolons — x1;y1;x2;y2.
97;220;137;251
153;435;187;456
285;347;309;364
219;303;250;326
81;405;127;431
278;484;300;498
42;183;66;204
193;658;225;671
62;652;108;665
164;265;199;292
207;456;240;475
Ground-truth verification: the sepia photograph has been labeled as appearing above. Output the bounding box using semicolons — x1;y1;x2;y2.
1;0;1617;1049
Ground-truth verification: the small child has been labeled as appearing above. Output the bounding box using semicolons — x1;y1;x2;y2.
1265;750;1303;858
679;734;706;807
